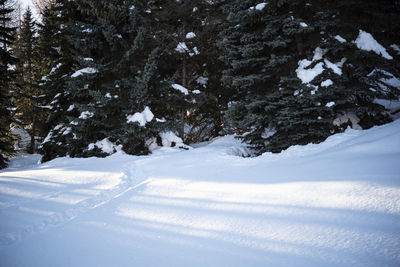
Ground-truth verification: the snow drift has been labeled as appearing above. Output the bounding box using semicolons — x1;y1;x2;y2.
0;120;400;267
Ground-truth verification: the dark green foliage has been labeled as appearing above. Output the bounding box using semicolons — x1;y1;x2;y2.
16;0;400;161
223;0;400;154
0;0;16;168
41;0;176;161
145;0;230;143
12;7;42;153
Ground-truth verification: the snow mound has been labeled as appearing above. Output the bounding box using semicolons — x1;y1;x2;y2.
160;131;185;148
147;132;189;152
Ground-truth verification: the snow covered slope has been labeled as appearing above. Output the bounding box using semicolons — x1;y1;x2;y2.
1;121;400;267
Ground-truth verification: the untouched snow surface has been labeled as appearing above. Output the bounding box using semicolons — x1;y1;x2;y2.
1;121;400;267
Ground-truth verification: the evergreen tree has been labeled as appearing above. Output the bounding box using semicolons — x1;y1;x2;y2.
12;7;40;153
39;0;77;161
221;0;400;154
0;0;16;168
35;0;71;138
146;0;229;143
41;0;177;161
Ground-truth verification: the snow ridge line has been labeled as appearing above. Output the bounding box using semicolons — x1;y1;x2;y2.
0;161;148;248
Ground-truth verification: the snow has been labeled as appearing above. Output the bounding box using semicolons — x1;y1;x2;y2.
325;101;335;107
196;76;208;87
171;84;189;95
333;113;362;130
175;42;189;53
191;46;200;56
49;63;62;74
88;138;121;154
354;30;393;60
250;3;267;10
370;69;400;89
1;120;400;267
390;44;400;55
185;32;196;39
296;62;324;84
67;104;75;112
375;98;400;111
62;127;71;136
10;125;31;152
321;79;333;87
296;47;326;83
334;35;347;43
126;106;154;127
324;58;345;75
159;131;185;148
79;111;94;119
81;28;92;33
71;67;98;78
296;47;346;84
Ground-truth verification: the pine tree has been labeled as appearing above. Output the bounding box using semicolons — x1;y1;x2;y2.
39;0;76;162
12;7;40;153
221;0;400;154
41;0;177;161
0;0;16;168
146;0;229;143
35;0;70;137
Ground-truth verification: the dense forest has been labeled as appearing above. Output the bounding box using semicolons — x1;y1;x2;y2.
1;0;399;168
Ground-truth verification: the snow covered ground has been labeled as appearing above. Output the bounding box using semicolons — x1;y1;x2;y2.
1;121;400;267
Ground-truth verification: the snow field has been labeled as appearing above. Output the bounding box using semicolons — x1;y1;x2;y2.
0;120;400;266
